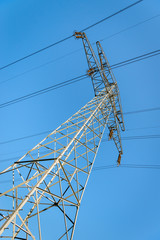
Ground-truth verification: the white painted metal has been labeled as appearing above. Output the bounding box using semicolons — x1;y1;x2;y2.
0;86;116;239
0;32;124;239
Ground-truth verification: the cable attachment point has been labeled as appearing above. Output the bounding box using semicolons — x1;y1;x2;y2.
74;32;84;39
117;153;121;167
87;68;95;76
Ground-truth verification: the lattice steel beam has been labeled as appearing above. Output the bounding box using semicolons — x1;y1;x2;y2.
75;32;124;154
0;32;125;239
96;41;125;132
0;86;114;239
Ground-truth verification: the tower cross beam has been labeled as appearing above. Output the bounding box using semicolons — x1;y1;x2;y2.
0;32;124;240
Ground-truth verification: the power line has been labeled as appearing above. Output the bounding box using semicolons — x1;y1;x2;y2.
120;164;160;169
93;164;160;171
101;134;160;143
0;48;160;110
0;133;160;163
0;105;159;148
93;48;160;71
0;130;52;145
126;125;160;131
80;0;143;32
122;135;160;140
100;14;160;42
0;0;143;72
1;163;160;184
0;35;73;72
0;124;160;148
1;47;160;91
0;49;81;85
0;132;160;147
111;49;160;69
1;13;159;87
124;106;160;115
0;74;88;109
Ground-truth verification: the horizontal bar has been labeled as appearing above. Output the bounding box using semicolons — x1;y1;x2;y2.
14;158;57;164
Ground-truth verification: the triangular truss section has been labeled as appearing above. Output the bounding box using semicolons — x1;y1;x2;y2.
0;32;124;239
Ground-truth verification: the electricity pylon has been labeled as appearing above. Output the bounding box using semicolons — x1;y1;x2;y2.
0;32;125;239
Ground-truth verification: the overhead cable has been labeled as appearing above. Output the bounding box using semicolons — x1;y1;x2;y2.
93;164;160;171
0;124;160;148
100;13;160;42
0;48;160;110
2;163;160;184
1;13;159;86
0;133;160;147
0;74;88;109
80;0;143;32
111;49;160;69
0;0;143;71
0;133;160;163
124;106;160;115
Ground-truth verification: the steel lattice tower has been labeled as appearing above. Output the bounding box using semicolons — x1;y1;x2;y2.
0;32;125;239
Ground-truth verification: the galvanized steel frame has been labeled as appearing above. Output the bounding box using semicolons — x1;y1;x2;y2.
0;87;114;239
0;32;124;239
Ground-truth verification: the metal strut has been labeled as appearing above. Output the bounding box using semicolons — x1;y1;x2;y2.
74;32;108;96
96;41;125;132
0;32;125;240
75;32;124;155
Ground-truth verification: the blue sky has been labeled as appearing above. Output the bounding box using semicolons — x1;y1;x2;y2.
0;0;160;239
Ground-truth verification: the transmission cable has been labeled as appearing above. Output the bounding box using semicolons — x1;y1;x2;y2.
1;13;159;86
0;49;81;85
93;164;160;171
0;48;160;110
124;106;160;115
0;124;160;148
80;0;143;32
126;125;160;131
100;13;160;42
102;134;160;143
0;133;160;163
0;74;88;109
0;131;160;147
111;49;160;69
1;48;159;88
0;0;143;72
2;163;160;184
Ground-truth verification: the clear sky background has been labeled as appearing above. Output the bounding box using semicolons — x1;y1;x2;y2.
0;0;160;239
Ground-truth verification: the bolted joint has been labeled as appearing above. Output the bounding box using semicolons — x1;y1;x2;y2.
87;68;95;76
